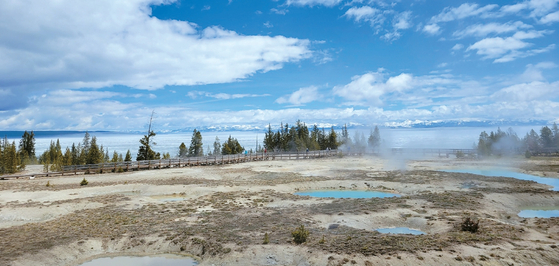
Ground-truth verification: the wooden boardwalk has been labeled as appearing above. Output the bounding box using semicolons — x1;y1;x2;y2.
0;150;339;180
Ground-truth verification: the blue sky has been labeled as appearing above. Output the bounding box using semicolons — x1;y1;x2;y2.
0;0;558;131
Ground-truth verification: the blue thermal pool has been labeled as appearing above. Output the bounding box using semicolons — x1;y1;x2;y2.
295;190;400;198
444;169;559;191
79;255;198;266
376;227;425;235
518;209;559;218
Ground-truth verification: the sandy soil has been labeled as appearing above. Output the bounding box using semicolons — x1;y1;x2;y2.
1;155;558;266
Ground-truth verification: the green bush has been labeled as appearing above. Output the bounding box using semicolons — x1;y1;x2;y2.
263;233;269;244
461;217;479;233
525;150;532;158
456;150;465;158
80;178;89;186
291;225;309;244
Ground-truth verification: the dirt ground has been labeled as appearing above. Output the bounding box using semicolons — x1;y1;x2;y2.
1;155;558;266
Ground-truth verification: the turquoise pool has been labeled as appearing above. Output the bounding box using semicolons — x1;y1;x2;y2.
295;190;400;198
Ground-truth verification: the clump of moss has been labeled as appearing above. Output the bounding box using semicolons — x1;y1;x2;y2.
292;225;309;244
80;178;89;186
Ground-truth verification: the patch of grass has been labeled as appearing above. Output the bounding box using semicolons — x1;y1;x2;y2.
292;225;309;244
263;233;269;244
80;178;89;186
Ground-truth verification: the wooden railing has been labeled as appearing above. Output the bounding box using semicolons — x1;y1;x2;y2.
0;149;339;180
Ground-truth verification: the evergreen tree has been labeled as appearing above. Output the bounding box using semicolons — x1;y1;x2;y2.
19;131;36;164
137;131;160;161
327;127;338;149
368;126;381;150
264;124;275;151
111;151;119;162
87;136;102;164
124;150;132;162
540;126;554;149
222;136;244;155
552;123;559;148
178;142;187;157
213;136;221;155
188;129;203;157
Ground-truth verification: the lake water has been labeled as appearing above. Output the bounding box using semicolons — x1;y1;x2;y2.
444;169;559;191
518;210;559;218
1;126;540;160
78;255;198;266
376;227;425;235
295;190;400;198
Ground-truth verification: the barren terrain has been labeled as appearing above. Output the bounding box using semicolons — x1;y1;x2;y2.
1;155;558;266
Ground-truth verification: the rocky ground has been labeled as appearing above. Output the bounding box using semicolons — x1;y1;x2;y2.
0;155;558;266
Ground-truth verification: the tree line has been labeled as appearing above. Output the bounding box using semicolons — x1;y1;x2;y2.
2;122;383;175
477;123;559;157
0;131;35;174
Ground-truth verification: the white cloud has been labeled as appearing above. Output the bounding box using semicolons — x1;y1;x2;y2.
452;21;532;38
0;0;311;103
519;62;557;81
491;81;559;102
333;71;414;105
540;10;559;23
276;86;320;105
344;6;382;24
423;24;441;35
393;11;412;30
264;21;274;28
286;0;342;7
452;44;464;50
271;8;288;15
430;3;498;23
187;91;270;100
501;0;559;18
466;30;553;63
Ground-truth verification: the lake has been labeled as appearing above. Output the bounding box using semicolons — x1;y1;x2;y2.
1;126;540;160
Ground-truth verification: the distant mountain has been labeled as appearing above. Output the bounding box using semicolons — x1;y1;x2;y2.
161;119;551;133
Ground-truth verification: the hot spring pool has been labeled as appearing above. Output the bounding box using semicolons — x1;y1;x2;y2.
518;209;559;218
376;227;425;235
295;190;400;198
444;169;559;191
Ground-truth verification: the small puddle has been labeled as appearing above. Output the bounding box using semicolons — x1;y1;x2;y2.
295;190;400;198
518;209;559;218
151;195;187;202
78;255;198;266
444;169;559;191
376;227;425;235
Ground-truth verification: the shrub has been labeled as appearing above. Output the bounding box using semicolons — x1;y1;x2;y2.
80;178;89;186
456;150;465;158
461;217;479;233
263;233;269;244
525;150;532;158
117;166;124;173
291;225;309;244
46;181;51;187
318;235;325;244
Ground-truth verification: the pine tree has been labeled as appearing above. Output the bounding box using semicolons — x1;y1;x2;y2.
124;150;132;161
87;137;102;164
19;131;36;164
213;136;221;155
111;151;119;162
178;142;187;157
368;126;381;150
188;129;203;157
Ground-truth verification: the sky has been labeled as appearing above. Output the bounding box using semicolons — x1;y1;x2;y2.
0;0;558;132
